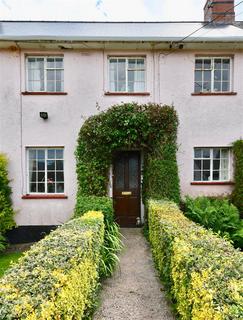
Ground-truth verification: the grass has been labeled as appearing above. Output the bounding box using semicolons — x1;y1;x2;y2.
0;252;22;277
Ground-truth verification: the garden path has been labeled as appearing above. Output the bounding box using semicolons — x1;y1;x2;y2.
94;228;175;320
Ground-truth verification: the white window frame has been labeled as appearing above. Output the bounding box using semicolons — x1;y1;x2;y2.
194;56;232;93
27;147;65;194
108;56;146;93
193;147;231;182
26;56;64;92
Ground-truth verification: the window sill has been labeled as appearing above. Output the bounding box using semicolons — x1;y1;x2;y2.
191;92;237;96
104;92;150;96
191;181;234;185
22;92;68;95
22;194;68;199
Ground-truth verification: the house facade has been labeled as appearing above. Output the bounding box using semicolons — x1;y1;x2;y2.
0;0;243;231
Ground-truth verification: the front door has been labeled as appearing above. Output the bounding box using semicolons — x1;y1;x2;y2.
113;151;141;227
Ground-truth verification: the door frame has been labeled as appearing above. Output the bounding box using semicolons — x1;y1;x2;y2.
108;150;145;225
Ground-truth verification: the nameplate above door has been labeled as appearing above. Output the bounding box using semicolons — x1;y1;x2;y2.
121;191;132;195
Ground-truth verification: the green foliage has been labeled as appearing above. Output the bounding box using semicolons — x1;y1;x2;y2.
76;103;180;203
0;154;15;252
232;139;243;218
0;252;22;278
75;195;114;224
74;195;122;278
0;211;105;319
148;200;243;320
184;196;243;248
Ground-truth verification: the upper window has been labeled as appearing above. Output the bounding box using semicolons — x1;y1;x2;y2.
26;56;64;92
27;148;64;194
109;57;145;93
194;57;231;93
193;147;230;182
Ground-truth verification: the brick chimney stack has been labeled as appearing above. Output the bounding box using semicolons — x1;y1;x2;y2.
204;0;235;24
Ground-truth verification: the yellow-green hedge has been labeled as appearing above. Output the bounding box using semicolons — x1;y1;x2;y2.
148;200;243;320
0;211;104;319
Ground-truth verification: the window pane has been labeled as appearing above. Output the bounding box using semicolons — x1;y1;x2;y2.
213;149;220;159
194;148;202;158
194;82;202;93
203;160;210;170
55;58;63;68
37;160;45;170
47;58;55;68
223;59;230;69
195;71;202;82
221;149;229;158
48;183;55;193
221;159;229;170
47;81;55;92
29;160;37;171
195;59;202;69
56;172;64;182
194;160;201;170
221;170;229;181
37;150;45;159
128;59;136;69
214;81;221;92
56;160;64;170
47;172;55;182
202;149;210;158
194;171;201;181
222;70;229;81
56;149;63;159
203;82;211;92
214;70;221;81
38;172;45;182
47;160;55;170
48;149;55;159
213;171;220;180
214;59;222;69
56;183;64;193
213;160;220;170
56;70;64;81
29;150;36;159
203;171;210;181
204;59;211;69
30;183;37;192
47;70;55;81
30;172;36;182
37;183;45;193
222;82;230;92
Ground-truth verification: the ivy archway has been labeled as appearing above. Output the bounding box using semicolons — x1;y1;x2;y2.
76;103;180;204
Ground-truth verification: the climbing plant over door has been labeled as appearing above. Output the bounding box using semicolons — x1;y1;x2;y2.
76;103;180;204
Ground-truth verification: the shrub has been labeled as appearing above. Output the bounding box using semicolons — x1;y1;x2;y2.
76;103;180;204
184;196;243;248
74;195;114;224
0;211;104;319
74;195;122;278
232;139;243;218
149;200;243;320
0;154;15;251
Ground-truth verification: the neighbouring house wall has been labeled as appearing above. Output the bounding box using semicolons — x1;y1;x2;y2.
0;48;242;226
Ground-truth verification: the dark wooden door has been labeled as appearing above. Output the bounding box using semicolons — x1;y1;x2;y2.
113;151;141;227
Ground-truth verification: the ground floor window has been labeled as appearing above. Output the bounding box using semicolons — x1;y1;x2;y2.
27;148;64;193
193;147;230;182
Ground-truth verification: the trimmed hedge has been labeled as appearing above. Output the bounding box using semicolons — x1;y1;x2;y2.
149;200;243;320
0;211;104;319
232;139;243;218
0;154;15;250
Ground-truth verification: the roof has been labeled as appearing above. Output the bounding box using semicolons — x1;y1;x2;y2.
1;21;243;42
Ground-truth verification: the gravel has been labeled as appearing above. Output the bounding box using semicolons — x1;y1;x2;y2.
94;228;175;320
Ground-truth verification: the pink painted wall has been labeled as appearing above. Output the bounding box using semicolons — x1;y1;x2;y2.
0;48;242;225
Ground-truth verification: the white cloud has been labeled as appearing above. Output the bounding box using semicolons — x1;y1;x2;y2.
0;0;242;21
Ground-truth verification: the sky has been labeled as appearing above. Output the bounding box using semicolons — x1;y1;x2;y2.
0;0;243;21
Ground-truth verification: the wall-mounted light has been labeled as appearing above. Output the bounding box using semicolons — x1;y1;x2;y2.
40;112;48;120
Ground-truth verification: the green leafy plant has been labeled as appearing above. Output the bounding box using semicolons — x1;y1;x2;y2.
76;103;180;205
0;154;15;252
148;200;243;320
232;139;243;218
184;196;243;248
74;195;122;278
